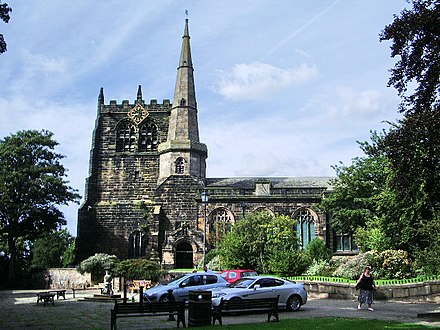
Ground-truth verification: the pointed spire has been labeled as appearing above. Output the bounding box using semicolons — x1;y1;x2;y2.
98;87;104;105
158;19;208;183
137;85;142;102
172;18;196;110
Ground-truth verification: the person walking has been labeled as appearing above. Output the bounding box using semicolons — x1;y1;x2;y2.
356;266;376;311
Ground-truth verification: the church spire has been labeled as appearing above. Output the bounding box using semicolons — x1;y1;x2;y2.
98;87;104;105
137;85;143;101
172;19;195;109
158;19;207;183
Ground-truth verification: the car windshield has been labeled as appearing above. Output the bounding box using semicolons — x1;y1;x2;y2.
160;274;186;285
229;278;255;288
242;271;258;276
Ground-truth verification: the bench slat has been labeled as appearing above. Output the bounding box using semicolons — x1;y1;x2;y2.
212;296;280;325
111;301;185;329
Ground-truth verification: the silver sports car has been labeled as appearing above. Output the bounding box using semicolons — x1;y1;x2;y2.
211;276;307;311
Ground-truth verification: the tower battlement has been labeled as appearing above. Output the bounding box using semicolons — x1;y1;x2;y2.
105;99;172;111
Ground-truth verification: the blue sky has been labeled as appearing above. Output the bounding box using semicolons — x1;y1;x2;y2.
0;1;406;236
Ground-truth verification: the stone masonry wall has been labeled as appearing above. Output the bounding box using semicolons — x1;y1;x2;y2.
76;99;170;262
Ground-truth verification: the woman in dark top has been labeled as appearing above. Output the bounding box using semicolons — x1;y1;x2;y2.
356;266;376;311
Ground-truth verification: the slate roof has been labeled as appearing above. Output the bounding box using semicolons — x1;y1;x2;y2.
206;177;334;190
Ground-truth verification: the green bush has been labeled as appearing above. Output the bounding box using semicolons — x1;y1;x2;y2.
268;249;309;276
77;253;119;283
373;249;413;279
331;249;414;280
332;252;376;280
306;238;332;262
304;260;333;276
114;259;167;282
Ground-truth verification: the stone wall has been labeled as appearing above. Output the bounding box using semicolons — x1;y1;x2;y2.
301;280;440;300
32;268;91;289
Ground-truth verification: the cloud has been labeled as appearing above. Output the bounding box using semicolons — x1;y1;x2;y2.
0;97;95;235
215;62;319;101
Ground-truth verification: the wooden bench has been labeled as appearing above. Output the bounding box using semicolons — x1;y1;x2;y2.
36;292;56;306
49;289;66;300
110;301;186;329
212;295;280;325
128;280;152;295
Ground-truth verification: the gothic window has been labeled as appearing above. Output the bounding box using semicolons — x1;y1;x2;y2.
335;233;358;252
139;121;158;151
295;209;316;249
116;122;136;152
128;230;148;258
208;208;233;248
175;157;185;174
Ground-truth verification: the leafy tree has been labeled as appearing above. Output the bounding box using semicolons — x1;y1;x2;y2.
379;0;440;253
115;259;167;282
77;253;119;284
0;2;12;54
320;132;389;235
31;229;75;270
218;212;300;274
0;130;80;286
305;238;332;263
380;0;440;115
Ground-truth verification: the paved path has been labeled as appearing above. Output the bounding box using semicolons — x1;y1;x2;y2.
0;289;439;329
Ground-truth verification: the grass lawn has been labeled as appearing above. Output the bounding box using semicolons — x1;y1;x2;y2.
193;318;435;329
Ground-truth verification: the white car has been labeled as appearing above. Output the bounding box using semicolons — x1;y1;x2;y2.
211;276;307;311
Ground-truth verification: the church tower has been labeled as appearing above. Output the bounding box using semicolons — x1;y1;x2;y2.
158;19;208;183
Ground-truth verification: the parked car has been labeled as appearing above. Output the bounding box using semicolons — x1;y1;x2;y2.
143;272;229;303
211;276;307;311
220;269;258;284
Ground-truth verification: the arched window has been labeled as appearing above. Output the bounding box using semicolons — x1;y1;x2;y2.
295;209;316;249
128;230;148;258
175;157;185;174
139;121;158;151
116;122;136;152
208;208;233;248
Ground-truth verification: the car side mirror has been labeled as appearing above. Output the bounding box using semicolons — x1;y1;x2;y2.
253;284;260;290
180;282;187;287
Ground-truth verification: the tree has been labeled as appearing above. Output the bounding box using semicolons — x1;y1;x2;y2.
115;259;167;282
320;132;389;235
380;0;440;115
0;130;80;286
379;0;440;251
31;229;75;270
218;212;300;274
77;253;119;284
0;2;12;54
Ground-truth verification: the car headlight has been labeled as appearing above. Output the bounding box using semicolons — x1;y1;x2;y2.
212;292;226;298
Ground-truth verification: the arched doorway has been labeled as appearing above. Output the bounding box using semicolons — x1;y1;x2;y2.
175;241;193;269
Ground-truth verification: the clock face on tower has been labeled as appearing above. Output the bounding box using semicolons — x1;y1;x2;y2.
128;103;149;124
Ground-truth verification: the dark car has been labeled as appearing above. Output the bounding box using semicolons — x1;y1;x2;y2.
220;269;258;284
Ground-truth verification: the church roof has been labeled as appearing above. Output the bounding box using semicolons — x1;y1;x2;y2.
206;177;334;189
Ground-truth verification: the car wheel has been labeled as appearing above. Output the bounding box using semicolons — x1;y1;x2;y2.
286;295;301;311
159;294;170;303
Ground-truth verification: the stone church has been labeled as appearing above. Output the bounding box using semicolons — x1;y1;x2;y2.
76;20;355;268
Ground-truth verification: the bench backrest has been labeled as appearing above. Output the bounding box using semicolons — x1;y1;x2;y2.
113;301;184;314
221;296;279;311
130;280;152;289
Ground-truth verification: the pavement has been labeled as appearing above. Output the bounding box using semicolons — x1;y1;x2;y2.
0;289;440;329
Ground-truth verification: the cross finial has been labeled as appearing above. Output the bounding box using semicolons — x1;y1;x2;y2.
185;9;189;17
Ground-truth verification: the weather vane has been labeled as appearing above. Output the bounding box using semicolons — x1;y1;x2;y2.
185;9;189;17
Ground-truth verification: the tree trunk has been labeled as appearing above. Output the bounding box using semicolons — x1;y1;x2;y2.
7;235;16;288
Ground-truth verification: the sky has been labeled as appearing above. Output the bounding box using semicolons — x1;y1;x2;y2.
0;1;407;236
